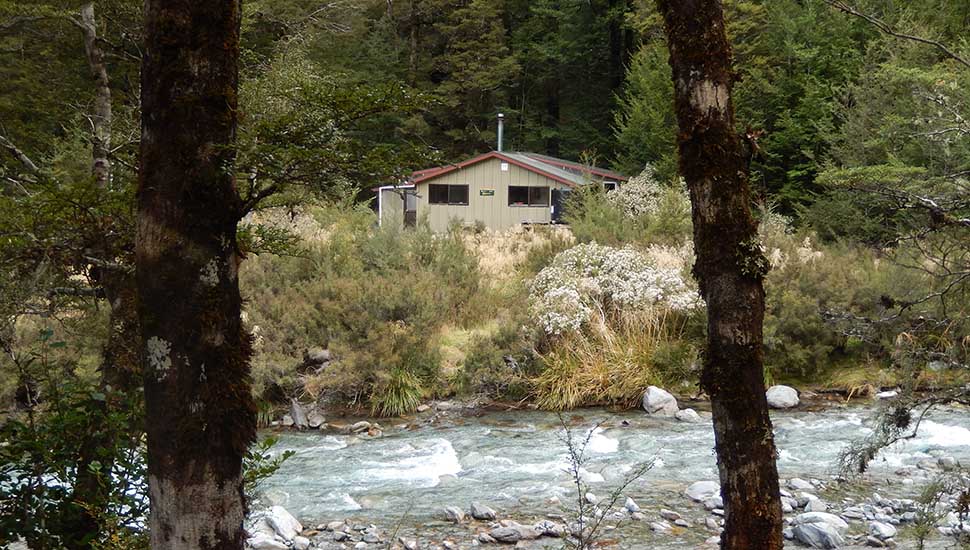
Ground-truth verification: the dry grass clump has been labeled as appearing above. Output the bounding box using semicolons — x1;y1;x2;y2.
463;225;574;283
534;310;697;410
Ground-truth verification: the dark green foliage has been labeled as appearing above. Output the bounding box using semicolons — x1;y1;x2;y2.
243;436;295;504
0;329;147;550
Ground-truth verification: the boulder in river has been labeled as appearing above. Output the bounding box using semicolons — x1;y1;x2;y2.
470;502;497;520
247;532;288;550
792;522;844;549
624;497;641;513
766;385;799;409
868;521;897;540
306;409;325;429
793;512;849;532
289;399;309;429
265;506;302;541
642;386;679;416
443;505;464;523
675;408;702;423
686;481;720;502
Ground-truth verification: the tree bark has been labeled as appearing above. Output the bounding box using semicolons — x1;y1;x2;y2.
655;2;783;549
79;2;111;189
138;1;255;549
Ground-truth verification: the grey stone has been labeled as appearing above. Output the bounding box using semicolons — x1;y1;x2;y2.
349;421;372;433
470;502;497;521
660;509;681;521
265;506;303;541
868;521;897;540
792;523;845;549
805;499;828;513
675;408;702;423
624;497;640;513
534;520;565;538
766;385;799;409
443;506;465;523
290;399;309;429
292;536;311;550
686;481;720;502
788;478;814;491
307;410;325;429
248;533;289;550
793;512;849;532
642;386;679;416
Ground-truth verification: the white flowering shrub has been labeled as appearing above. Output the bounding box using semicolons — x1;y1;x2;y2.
530;242;701;335
606;165;664;218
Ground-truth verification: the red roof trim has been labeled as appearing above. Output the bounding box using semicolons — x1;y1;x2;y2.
410;151;582;188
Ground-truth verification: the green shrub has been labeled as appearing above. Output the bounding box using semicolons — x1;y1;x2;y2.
241;202;483;416
564;167;692;247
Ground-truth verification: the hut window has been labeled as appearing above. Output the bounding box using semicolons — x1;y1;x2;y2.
429;184;469;205
509;186;550;207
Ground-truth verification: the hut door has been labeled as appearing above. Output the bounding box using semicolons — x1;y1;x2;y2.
551;189;570;223
404;191;417;228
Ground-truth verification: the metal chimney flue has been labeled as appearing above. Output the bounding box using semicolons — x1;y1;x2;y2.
497;113;505;152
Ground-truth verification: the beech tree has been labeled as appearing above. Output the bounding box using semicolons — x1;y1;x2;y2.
654;1;783;548
137;0;255;548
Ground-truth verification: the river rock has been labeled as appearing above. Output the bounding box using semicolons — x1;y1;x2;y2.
788;478;814;491
289;399;309;429
585;492;598;505
349;421;371;433
443;506;465;523
703;496;723;510
675;408;702;423
417;404;431;412
875;390;898;400
248;533;288;550
534;519;566;537
650;521;673;532
686;481;720;502
642;386;679;416
292;536;311;550
304;347;331;365
489;523;539;543
766;385;799;409
471;502;497;520
792;523;844;549
805;499;828;513
266;506;303;541
794;512;849;532
868;521;897;540
307;410;325;429
624;497;640;513
660;509;681;521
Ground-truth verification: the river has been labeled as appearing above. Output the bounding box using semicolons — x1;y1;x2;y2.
255;402;970;548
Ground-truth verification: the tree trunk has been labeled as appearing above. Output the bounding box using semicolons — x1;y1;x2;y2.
138;0;255;549
655;1;783;549
79;2;111;188
65;6;139;547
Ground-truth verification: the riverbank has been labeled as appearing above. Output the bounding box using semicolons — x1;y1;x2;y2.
249;398;970;549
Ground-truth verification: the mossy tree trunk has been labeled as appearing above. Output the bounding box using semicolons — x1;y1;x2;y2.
654;1;783;548
137;0;256;548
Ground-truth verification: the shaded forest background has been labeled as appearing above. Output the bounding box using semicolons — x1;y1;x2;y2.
3;0;968;213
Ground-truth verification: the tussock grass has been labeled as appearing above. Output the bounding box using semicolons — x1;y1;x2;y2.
534;310;696;410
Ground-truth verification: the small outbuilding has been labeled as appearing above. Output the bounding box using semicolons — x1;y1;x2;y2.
378;151;627;232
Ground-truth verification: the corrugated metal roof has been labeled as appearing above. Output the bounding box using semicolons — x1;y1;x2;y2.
410;151;626;187
500;152;590;187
